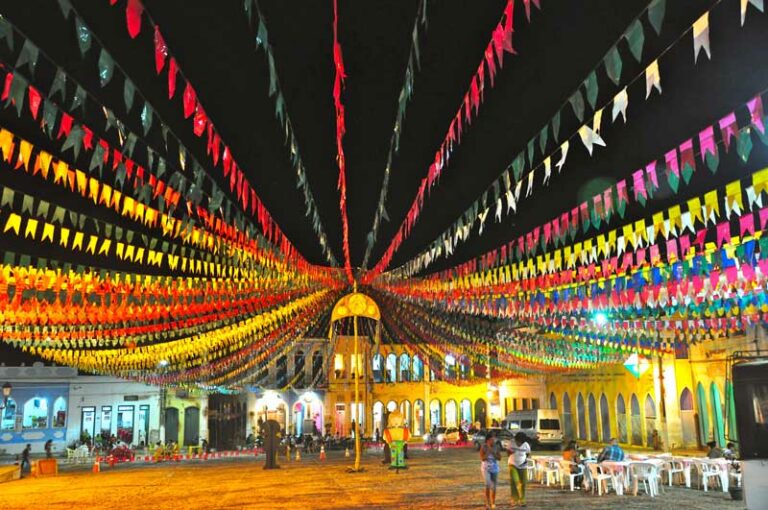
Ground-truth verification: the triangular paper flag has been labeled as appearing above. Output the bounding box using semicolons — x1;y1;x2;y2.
612;87;629;122
645;60;662;98
741;0;764;26
692;13;711;63
578;124;606;155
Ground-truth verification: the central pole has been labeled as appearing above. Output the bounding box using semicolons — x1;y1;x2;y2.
353;313;361;471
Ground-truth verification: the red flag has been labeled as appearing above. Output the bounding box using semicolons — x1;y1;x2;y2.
154;26;167;74
167;58;178;98
183;82;196;119
125;0;144;39
28;85;42;119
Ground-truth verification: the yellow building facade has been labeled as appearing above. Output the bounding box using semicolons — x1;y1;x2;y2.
546;329;768;451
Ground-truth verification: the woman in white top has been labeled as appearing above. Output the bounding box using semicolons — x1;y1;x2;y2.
507;432;531;508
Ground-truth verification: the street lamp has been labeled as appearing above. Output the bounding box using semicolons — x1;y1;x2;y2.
329;284;380;473
0;382;12;410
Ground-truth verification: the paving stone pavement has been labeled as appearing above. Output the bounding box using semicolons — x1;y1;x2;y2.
0;447;745;509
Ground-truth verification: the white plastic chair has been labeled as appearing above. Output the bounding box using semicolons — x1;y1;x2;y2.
630;462;660;497
542;459;560;486
697;461;723;492
66;448;76;464
587;463;614;496
524;459;536;481
662;459;685;486
559;460;583;491
729;462;742;488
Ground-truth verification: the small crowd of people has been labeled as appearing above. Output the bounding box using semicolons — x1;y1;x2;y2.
479;431;531;510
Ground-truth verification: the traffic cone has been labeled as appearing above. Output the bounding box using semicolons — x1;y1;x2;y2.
295;448;301;461
319;445;326;461
92;458;100;473
345;447;350;458
286;445;291;461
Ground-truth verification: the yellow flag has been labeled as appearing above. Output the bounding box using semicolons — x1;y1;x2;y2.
3;213;22;235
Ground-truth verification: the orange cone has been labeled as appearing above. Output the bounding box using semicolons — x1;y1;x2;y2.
92;458;100;473
319;445;326;461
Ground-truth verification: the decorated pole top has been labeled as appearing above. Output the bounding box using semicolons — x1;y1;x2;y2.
330;289;381;323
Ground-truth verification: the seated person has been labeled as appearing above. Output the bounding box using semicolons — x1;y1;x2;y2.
706;441;724;459
597;438;625;462
723;442;736;460
562;440;584;485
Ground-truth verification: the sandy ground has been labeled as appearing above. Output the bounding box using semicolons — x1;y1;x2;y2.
0;447;743;510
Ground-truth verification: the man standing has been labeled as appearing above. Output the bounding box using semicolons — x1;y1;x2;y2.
260;419;282;469
20;444;31;475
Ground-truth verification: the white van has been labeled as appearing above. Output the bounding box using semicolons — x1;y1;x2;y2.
503;409;563;447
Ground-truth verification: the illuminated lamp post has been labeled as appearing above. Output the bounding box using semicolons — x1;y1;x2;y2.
329;284;380;473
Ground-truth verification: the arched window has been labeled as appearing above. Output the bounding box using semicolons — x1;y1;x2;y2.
588;394;598;442
459;355;471;380
372;354;384;383
679;387;696;448
1;397;16;430
644;395;656;447
412;355;424;381
710;383;725;447
294;350;306;387
444;354;457;380
576;393;586;440
429;399;441;428
445;400;458;427
616;394;627;443
562;392;573;439
474;399;488;429
599;394;611;442
630;394;642;446
52;396;67;428
413;400;425;435
460;399;472;425
276;355;288;387
23;397;48;429
311;351;323;382
386;353;397;383
399;353;411;382
549;392;557;410
386;400;398;413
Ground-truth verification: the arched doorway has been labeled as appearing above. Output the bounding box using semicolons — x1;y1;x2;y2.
165;407;179;443
184;407;200;446
679;388;696;447
372;401;384;436
254;392;288;433
460;399;472;427
562;393;573;440
445;400;458;427
474;399;487;429
459;355;471;380
588;394;598;442
429;399;441;429
576;393;586;440
444;354;457;380
630;394;642;446
616;394;627;443
599;394;611;442
399;400;412;430
710;383;725;447
696;382;710;444
549;393;557;410
413;400;425;435
644;395;656;447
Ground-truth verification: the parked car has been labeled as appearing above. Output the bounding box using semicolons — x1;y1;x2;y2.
423;426;462;446
504;408;563;447
472;427;514;450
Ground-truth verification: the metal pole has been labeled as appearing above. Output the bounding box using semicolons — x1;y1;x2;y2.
353;314;361;471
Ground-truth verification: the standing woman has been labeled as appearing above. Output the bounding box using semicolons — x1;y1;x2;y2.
508;432;531;508
480;433;501;510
